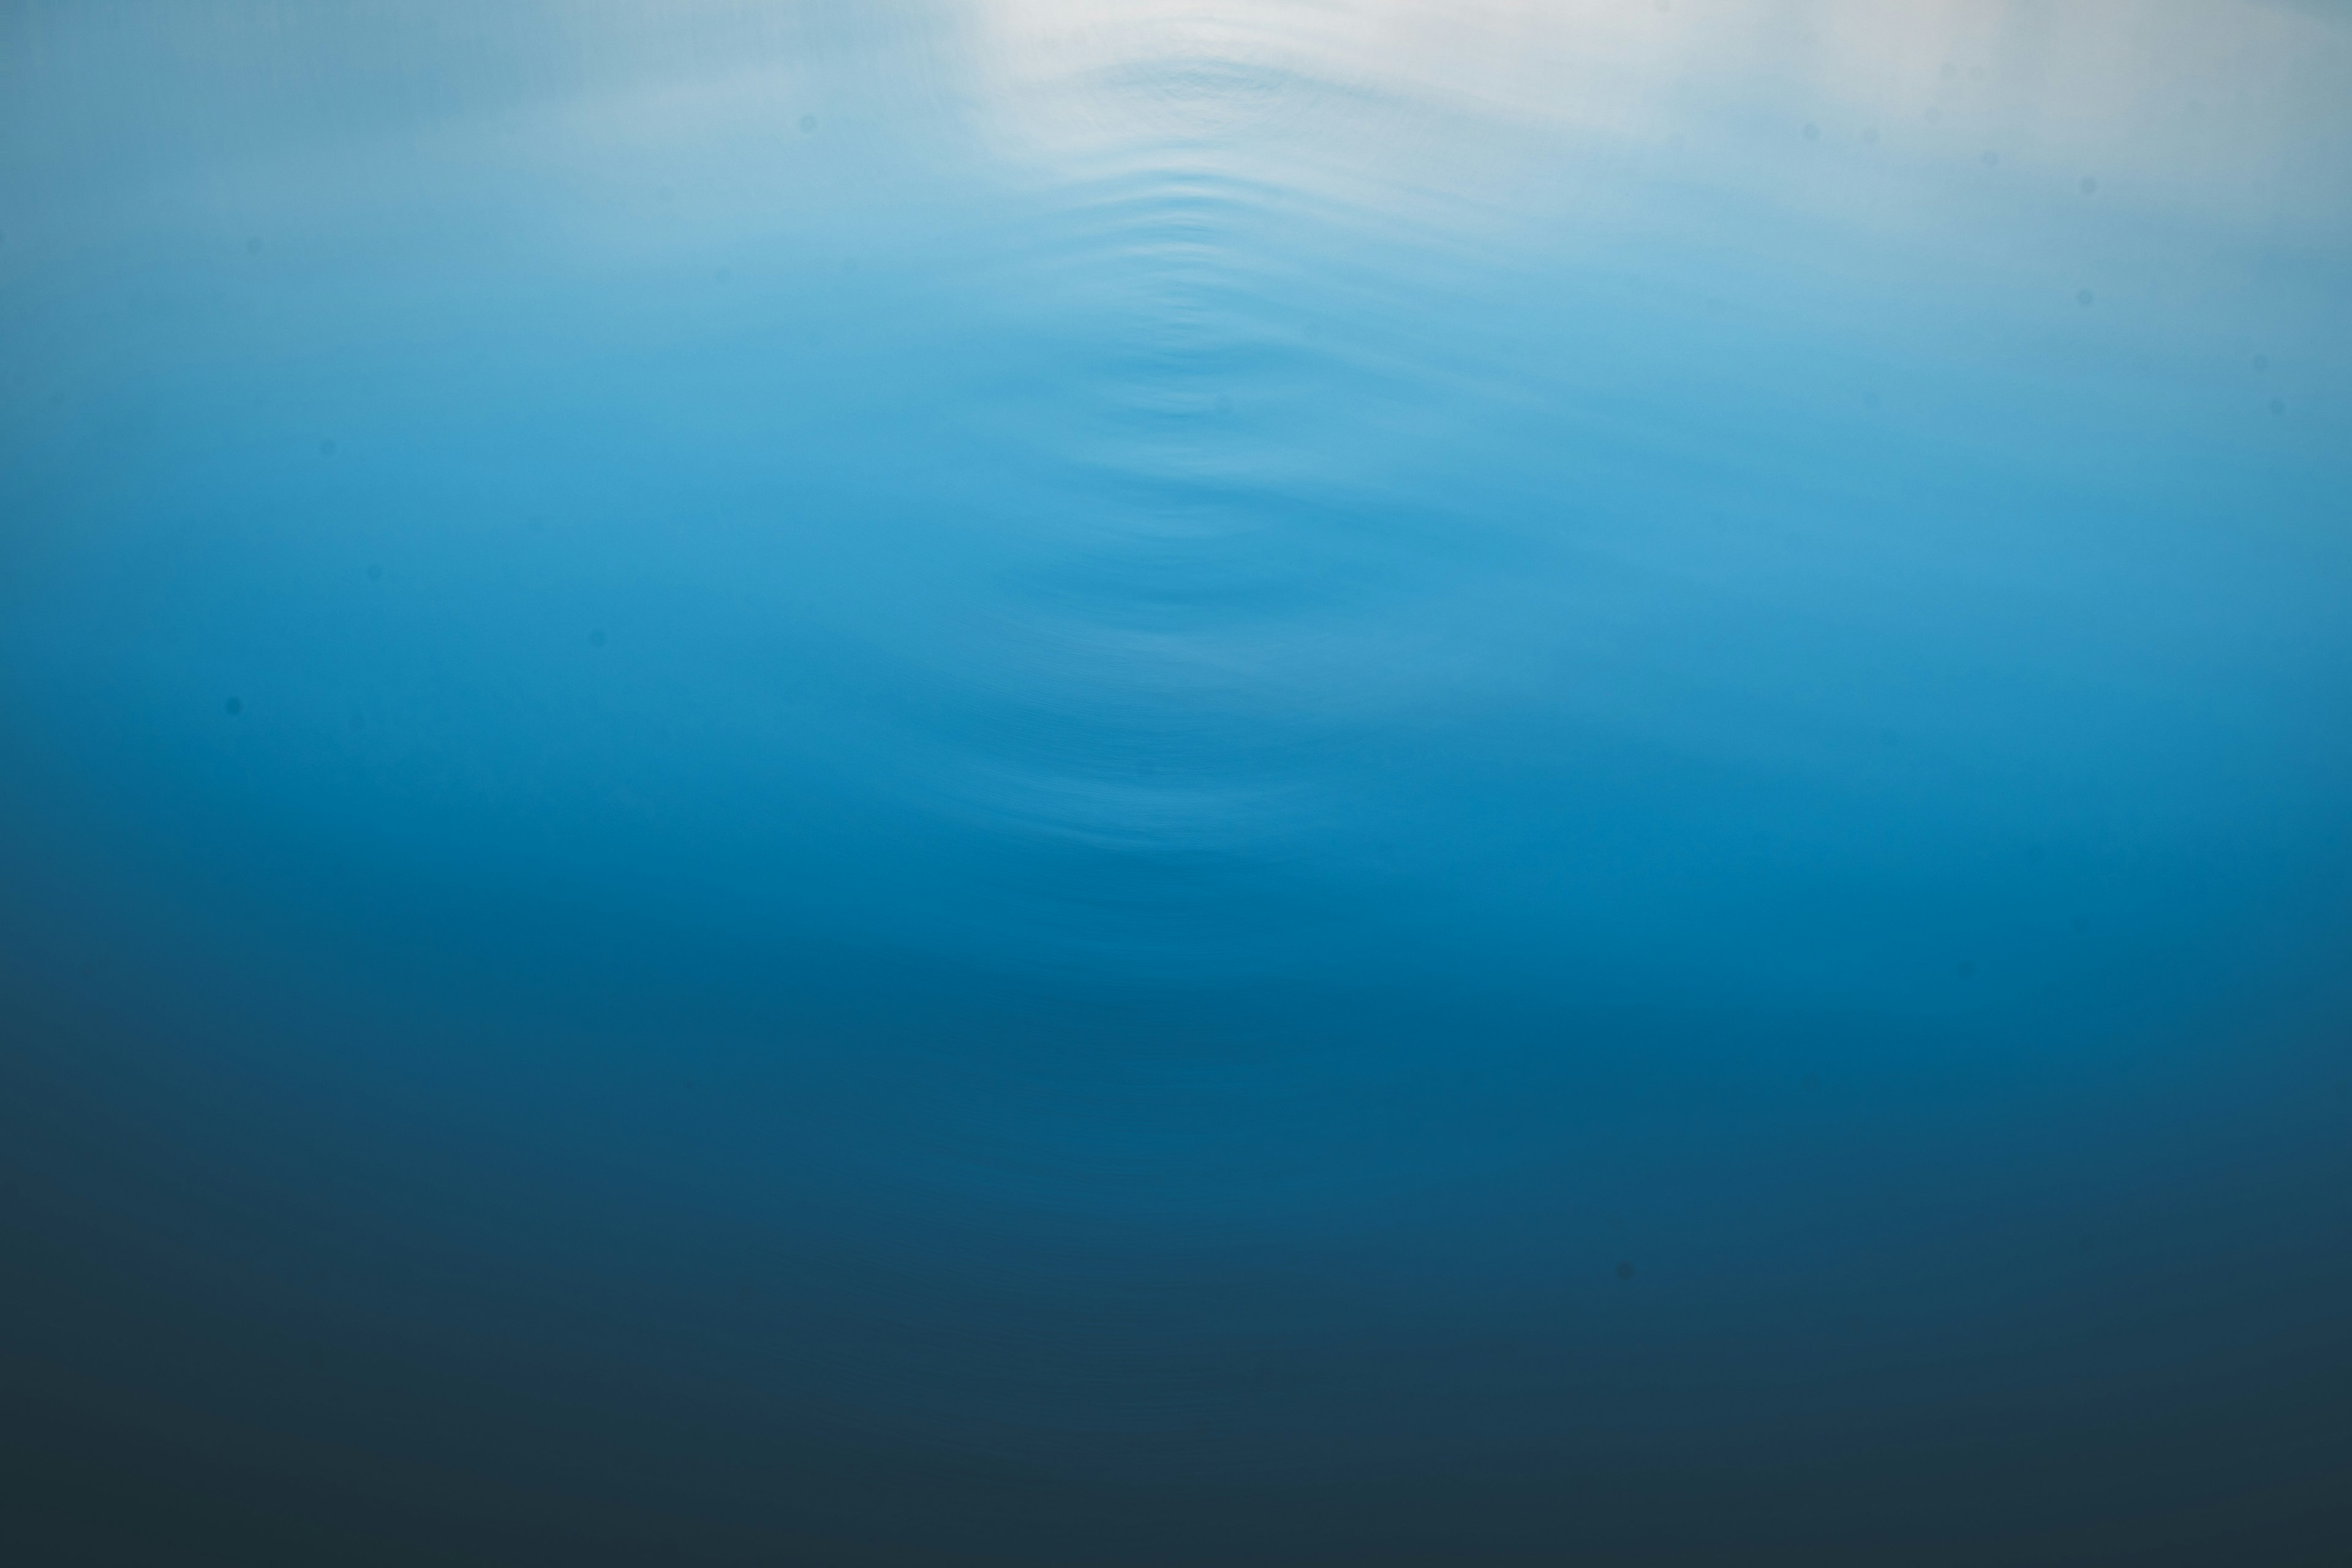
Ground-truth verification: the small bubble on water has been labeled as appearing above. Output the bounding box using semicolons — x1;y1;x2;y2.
2080;175;2099;195
1615;1261;1635;1282
799;114;818;134
2077;288;2095;307
225;697;243;717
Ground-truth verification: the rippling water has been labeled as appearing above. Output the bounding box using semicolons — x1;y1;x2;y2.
6;4;2352;1562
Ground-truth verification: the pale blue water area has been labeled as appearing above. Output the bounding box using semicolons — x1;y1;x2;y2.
4;4;2351;1563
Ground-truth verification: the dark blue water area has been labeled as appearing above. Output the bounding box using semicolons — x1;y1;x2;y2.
4;4;2352;1563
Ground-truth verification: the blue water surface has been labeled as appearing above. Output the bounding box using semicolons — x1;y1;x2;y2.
4;3;2351;1562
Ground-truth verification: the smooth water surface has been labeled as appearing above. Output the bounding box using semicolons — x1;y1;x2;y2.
4;3;2351;1562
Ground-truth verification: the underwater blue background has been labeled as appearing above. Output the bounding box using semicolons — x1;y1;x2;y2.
4;2;2351;1562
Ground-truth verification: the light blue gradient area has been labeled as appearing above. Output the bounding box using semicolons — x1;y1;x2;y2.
2;0;2350;1548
